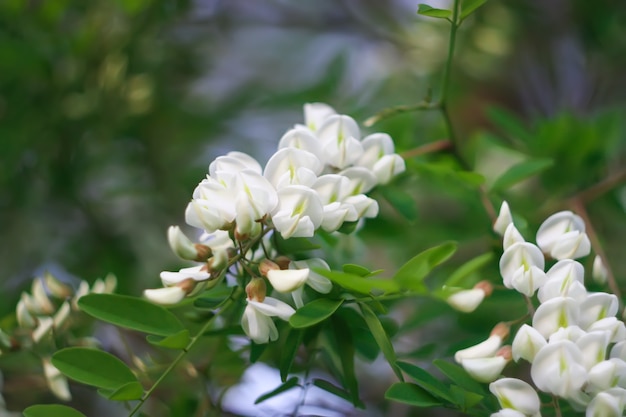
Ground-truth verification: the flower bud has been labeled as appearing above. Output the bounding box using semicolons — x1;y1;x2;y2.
493;201;513;236
455;323;509;364
246;278;267;302
53;301;71;329
207;249;229;273
16;298;36;329
31;279;55;315
32;317;54;344
43;272;72;299
462;347;511;383
274;256;291;270
503;223;525;251
43;357;71;401
446;282;492;313
168;226;206;260
259;259;280;278
586;389;626;417
266;268;309;293
587;359;626;394
511;324;546;363
593;255;608;285
144;286;186;305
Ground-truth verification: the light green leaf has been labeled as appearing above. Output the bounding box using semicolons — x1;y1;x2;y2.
51;347;139;391
394;242;457;291
289;298;343;329
445;252;494;288
254;377;300;404
433;359;486;395
193;286;234;309
359;303;403;381
280;328;303;381
315;269;399;295
98;381;144;401
490;158;554;192
460;0;488;19
396;361;453;402
450;385;484;411
146;329;190;350
342;264;371;277
23;405;87;417
417;4;452;19
78;293;184;336
385;382;444;407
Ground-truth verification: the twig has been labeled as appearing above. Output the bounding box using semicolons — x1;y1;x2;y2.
573;168;626;203
364;101;440;127
399;140;453;159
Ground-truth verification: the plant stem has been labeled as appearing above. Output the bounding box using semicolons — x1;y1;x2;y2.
128;286;243;417
440;0;460;112
400;139;453;159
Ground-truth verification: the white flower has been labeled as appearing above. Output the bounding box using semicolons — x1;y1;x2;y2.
160;265;210;286
455;323;509;364
355;133;405;184
446;288;486;313
289;258;333;308
531;340;587;397
537;260;586;303
241;297;295;344
316;115;363;169
264;147;322;189
536;211;590;260
503;223;525;251
587;359;626;393
493;201;513;236
271;185;324;239
266;268;309;293
587;317;626;343
490;410;526;417
233;171;279;238
462;356;508;383
278;127;324;161
43;357;71;401
185;177;236;232
143;286;186;305
168;226;201;260
548;326;586;343
489;378;540;416
511;324;546;363
312;174;358;232
579;293;619;329
611;341;626;361
209;151;263;177
304;102;336;132
592;255;608;285
532;297;580;338
499;242;546;295
577;331;611;371
586;388;626;417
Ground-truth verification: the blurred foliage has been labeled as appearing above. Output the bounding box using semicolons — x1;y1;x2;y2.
1;0;626;416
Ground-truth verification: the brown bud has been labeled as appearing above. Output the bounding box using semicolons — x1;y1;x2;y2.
176;278;197;294
246;278;266;302
490;322;510;340
193;244;212;262
496;345;512;361
275;256;291;270
259;259;280;278
474;280;494;297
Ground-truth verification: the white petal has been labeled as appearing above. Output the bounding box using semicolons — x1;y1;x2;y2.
587;390;626;417
248;297;295;321
550;230;591;260
304;102;336;131
532;297;580;338
446;288;485;313
291;258;333;294
493;201;513;236
536;210;585;254
503;223;525;250
593;255;609;285
577;331;611;370
499;242;545;289
511;324;546;363
455;335;502;364
241;304;278;344
266;269;309;293
462;356;507;383
167;226;198;260
144;287;186;305
489;378;540;415
580;293;619;330
531;340;587;397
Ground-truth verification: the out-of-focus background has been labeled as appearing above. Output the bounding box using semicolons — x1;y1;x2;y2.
1;0;626;415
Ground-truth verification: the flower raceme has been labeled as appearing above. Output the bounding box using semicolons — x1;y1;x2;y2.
144;103;404;345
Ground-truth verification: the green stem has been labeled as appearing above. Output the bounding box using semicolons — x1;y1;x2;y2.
128;287;243;417
440;0;460;110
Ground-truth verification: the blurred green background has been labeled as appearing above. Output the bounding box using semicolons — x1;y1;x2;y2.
1;0;626;415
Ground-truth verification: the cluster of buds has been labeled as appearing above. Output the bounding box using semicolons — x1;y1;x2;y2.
3;272;116;401
457;202;626;417
146;103;405;344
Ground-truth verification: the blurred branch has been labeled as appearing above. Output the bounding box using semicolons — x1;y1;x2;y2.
364;101;439;127
572;168;626;204
400;139;452;159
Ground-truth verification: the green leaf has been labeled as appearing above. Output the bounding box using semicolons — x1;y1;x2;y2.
193;286;234;309
280;328;303;381
433;359;486;395
146;329;190;350
394;242;457;291
379;186;418;221
78;293;184;336
445;252;494;288
417;4;452;18
254;377;300;404
337;308;380;362
98;381;144;401
51;347;139;391
450;385;484;411
313;378;358;404
273;234;320;255
342;264;371;277
290;298;343;329
385;382;444;407
359;303;403;381
490;158;554;192
396;361;453;402
460;0;487;19
337;221;359;234
23;405;87;417
315;269;399;295
250;341;267;363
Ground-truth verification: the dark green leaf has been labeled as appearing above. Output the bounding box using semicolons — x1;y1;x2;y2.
396;361;452;402
394;242;457;291
342;264;371;277
193;286;234;309
460;0;488;19
52;347;138;390
78;293;184;336
490;158;554;192
312;378;357;404
417;4;452;18
379;186;418;221
331;315;360;406
315;269;399;295
273;234;320;255
338;308;379;362
250;341;267;363
280;328;303;381
23;405;87;417
433;359;486;395
359;303;403;381
450;385;484;411
290;298;343;328
337;221;359;234
146;329;190;350
254;377;300;404
385;382;443;407
445;252;494;288
99;381;144;401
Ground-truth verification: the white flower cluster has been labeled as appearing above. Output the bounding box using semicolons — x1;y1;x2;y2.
147;103;405;344
456;202;626;417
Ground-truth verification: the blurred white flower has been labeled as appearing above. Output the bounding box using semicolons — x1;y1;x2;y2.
489;378;540;416
493;201;513;236
531;340;587;397
536;211;590;260
271;185;324;239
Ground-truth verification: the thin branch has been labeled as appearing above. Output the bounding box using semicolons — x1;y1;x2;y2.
572;168;626;204
400;140;453;159
364;101;440;127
